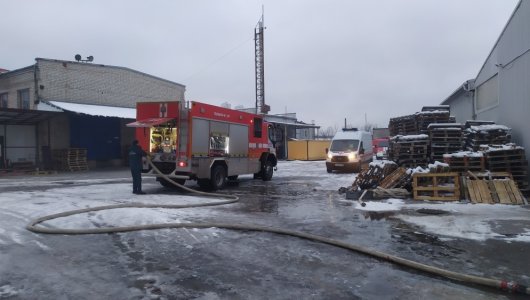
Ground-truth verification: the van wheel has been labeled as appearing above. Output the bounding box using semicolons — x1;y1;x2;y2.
210;165;227;190
261;160;274;181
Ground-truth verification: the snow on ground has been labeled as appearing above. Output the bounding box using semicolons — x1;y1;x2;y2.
275;160;356;189
0;181;224;246
279;161;530;243
1;160;529;245
352;198;530;242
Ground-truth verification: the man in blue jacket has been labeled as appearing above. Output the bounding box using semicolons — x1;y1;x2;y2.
129;140;147;194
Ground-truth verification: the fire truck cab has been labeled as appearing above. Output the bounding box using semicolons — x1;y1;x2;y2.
127;101;277;190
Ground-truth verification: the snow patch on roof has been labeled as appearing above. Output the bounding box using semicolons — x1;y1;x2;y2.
481;143;523;152
391;134;429;141
468;124;511;132
49;101;136;118
369;160;396;168
443;151;484;158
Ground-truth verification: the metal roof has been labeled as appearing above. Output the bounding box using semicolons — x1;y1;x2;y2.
0;108;60;125
42;100;136;119
267;120;320;129
126;117;175;127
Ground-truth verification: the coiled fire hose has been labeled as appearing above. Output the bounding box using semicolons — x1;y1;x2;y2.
26;158;529;295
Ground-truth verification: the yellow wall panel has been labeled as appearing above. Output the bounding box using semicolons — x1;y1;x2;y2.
287;140;330;160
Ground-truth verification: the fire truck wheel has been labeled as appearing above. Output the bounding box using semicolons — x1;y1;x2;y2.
261;160;274;181
210;165;227;190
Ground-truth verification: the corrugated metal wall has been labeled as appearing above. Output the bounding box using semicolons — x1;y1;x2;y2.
69;114;122;160
474;0;530;182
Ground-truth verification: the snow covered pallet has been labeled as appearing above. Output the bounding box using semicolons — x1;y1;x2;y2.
443;151;485;172
412;172;461;201
464;124;511;151
428;123;464;162
464;172;525;205
389;134;430;167
482;144;529;193
389;114;417;136
416;110;453;134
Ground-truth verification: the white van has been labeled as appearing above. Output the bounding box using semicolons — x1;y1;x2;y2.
326;128;373;173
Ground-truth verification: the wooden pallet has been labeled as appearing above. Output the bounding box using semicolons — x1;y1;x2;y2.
379;167;409;189
351;162;398;190
466;179;524;204
413;172;460;201
483;147;529;191
444;155;485;172
52;148;89;171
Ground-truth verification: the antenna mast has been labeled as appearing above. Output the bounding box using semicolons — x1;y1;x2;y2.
255;6;269;114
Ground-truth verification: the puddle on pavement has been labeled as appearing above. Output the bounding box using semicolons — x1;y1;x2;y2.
362;211;396;221
240;197;279;213
53;181;75;185
416;208;450;215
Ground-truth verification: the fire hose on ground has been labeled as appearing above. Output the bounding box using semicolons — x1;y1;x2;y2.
26;158;529;295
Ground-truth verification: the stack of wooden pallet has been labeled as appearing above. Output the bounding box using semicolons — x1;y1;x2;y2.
8;161;36;174
443;151;485;173
53;148;89;172
464;123;511;151
415;106;454;134
428;123;464;162
389;114;417;136
482;144;528;193
388;134;430;167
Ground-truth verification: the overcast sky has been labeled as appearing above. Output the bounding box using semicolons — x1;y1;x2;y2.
1;0;519;130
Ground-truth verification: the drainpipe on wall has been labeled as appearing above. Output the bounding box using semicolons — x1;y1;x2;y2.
464;79;476;120
33;62;41;169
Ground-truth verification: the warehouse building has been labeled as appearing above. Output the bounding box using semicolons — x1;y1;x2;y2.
441;0;530;172
0;58;185;170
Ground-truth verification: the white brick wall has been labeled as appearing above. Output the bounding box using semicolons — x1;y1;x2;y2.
36;59;185;107
0;67;35;109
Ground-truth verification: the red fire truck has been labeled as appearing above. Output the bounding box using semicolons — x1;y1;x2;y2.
127;101;277;190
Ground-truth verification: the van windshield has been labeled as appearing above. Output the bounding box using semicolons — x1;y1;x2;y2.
330;139;359;152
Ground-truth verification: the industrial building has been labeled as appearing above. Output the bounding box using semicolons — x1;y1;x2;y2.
441;0;530;177
0;57;319;172
0;58;186;169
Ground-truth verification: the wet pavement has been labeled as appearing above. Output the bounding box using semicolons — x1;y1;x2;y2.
0;163;529;299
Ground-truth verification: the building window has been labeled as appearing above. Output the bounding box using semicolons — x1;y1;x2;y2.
17;89;30;109
475;74;498;112
0;93;7;108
